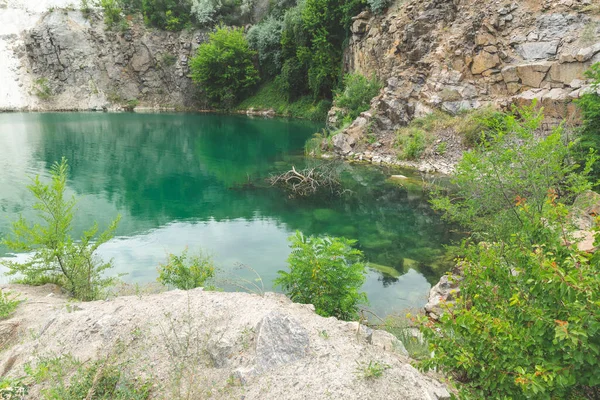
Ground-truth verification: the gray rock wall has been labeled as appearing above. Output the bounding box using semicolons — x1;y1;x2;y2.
21;10;203;111
341;0;600;153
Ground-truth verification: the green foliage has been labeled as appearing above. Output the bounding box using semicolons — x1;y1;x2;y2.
367;0;390;13
124;98;139;111
383;313;430;360
398;128;427;160
420;197;600;399
334;73;381;123
189;26;260;108
25;355;151;400
237;79;331;121
33;78;52;100
247;16;284;78
161;53;177;67
355;360;390;379
575;62;600;177
431;104;595;242
275;231;367;321
100;0;123;28
0;291;20;320
275;0;365;100
141;0;191;30
157;248;216;290
1;158;121;301
0;377;28;399
457;107;509;147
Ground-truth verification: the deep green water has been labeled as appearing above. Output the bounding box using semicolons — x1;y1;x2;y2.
0;112;455;315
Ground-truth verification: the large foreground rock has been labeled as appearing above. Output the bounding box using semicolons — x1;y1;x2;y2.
0;284;451;399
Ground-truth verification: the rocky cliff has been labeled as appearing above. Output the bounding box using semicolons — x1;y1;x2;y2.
0;1;201;111
334;0;600;171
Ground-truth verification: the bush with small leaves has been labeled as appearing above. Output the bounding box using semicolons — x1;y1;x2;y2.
1;158;121;301
420;196;600;399
190;26;259;108
275;231;367;321
157;249;216;290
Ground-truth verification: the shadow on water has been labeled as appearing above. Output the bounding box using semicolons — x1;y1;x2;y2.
0;112;457;314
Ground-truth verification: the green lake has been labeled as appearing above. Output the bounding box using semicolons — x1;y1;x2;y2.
0;112;455;315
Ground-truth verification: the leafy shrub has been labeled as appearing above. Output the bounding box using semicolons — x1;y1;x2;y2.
275;231;367;321
431;104;595;242
25;355;151;400
334;73;381;123
161;53;177;67
1;158;121;301
191;0;220;25
355;360;390;379
420;196;600;399
576;62;600;177
367;0;391;14
100;0;123;28
189;26;259;108
456;107;509;147
0;291;20;320
383;313;430;360
33;78;52;100
141;0;190;30
157;248;216;290
398;128;427;160
247;16;284;78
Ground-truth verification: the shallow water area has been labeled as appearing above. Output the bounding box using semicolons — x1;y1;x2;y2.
0;112;455;315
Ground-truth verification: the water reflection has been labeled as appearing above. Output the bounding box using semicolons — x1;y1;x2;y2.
0;112;454;315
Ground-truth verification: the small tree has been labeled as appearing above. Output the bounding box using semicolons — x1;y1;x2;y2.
157;248;215;290
275;231;367;321
1;158;120;301
576;62;600;178
420;196;600;399
334;73;381;122
431;104;595;242
189;26;259;108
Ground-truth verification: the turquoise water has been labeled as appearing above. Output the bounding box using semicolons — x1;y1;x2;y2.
0;112;454;315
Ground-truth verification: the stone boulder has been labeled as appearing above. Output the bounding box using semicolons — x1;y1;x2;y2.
516;62;552;88
424;272;462;320
471;51;501;75
332;133;356;155
254;312;310;372
516;41;559;60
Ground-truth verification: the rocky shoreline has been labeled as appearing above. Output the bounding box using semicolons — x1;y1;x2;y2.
0;284;451;399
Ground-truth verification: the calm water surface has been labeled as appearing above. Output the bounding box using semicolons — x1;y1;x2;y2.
0;112;455;315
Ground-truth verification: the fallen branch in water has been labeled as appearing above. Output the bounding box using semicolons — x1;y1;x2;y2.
268;163;349;198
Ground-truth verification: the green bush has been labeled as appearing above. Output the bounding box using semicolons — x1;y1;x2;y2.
0;291;20;320
457;107;509;147
189;26;259;108
334;73;381;123
142;0;190;30
157;248;216;290
420;197;600;399
100;0;123;28
25;355;151;400
275;231;367;321
1;158;121;301
398;128;427;160
367;0;390;13
431;104;595;242
247;16;284;78
576;62;600;177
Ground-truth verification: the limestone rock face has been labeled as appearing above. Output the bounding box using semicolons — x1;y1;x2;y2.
425;273;462;320
336;0;600;169
22;10;200;111
254;312;310;372
471;51;501;75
